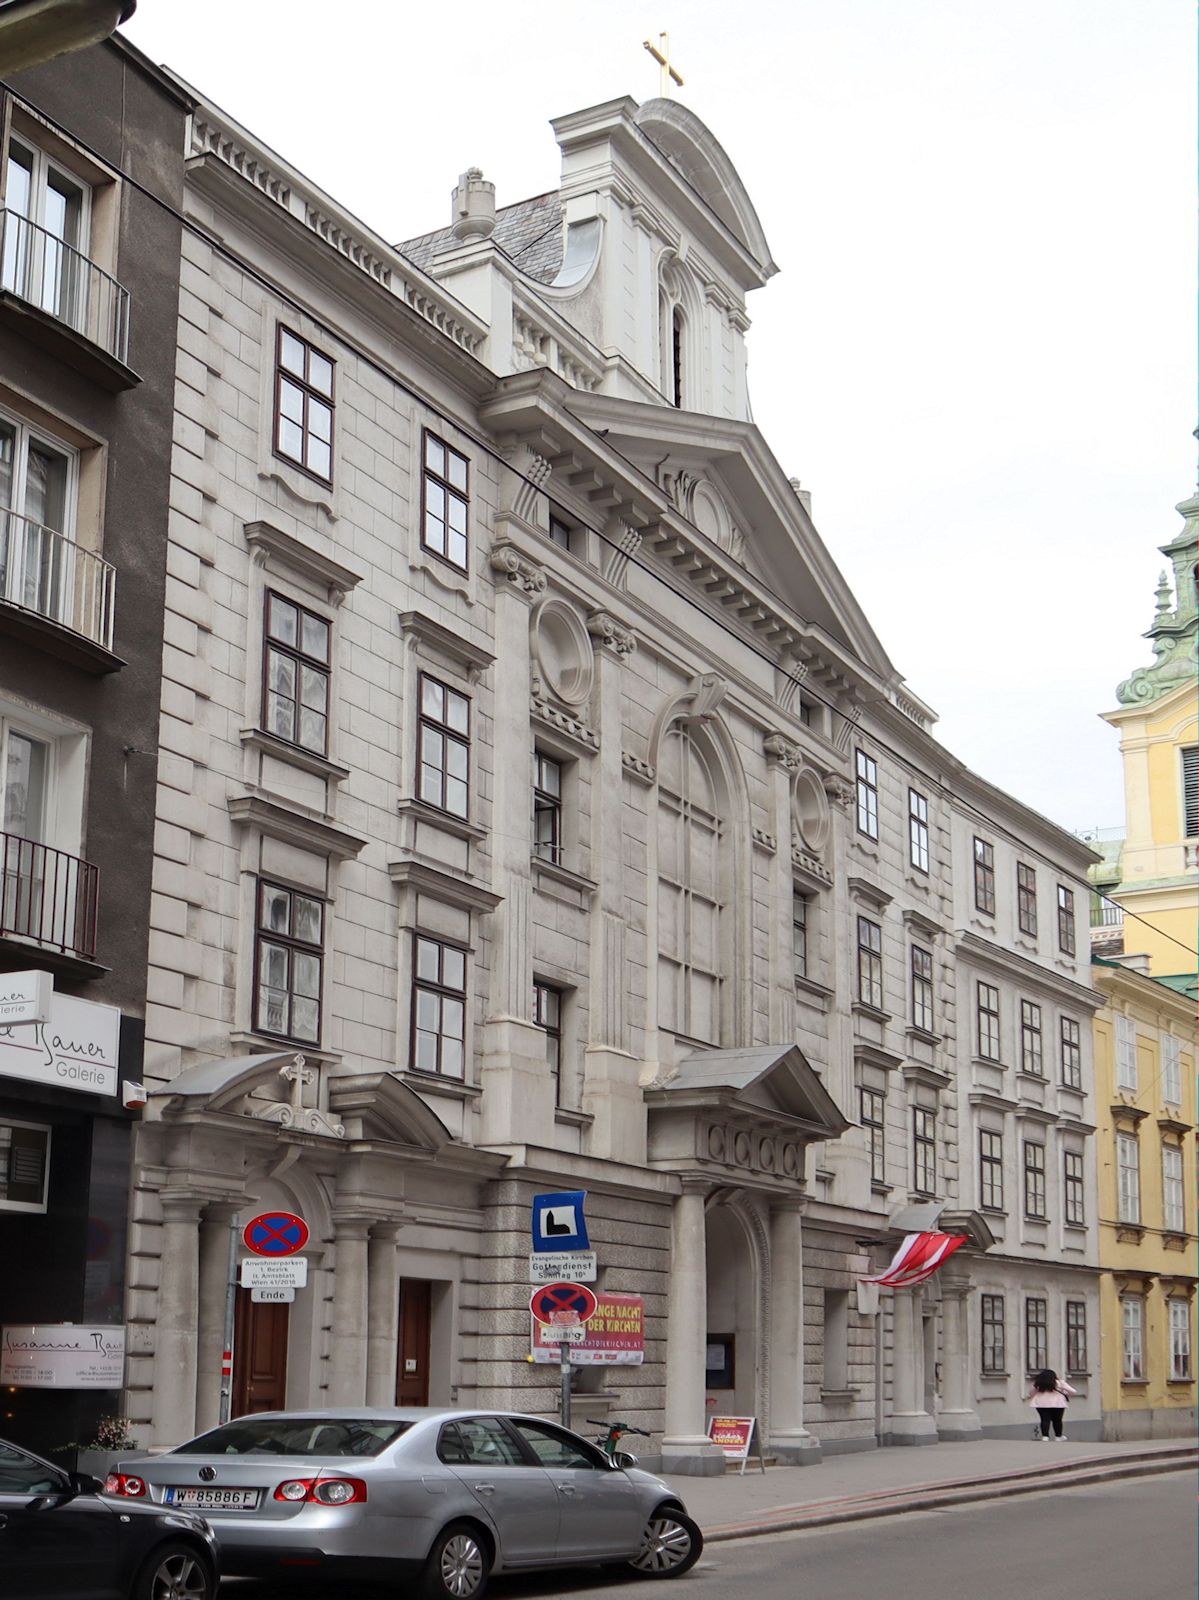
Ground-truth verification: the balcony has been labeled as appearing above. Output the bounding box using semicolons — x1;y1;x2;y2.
0;510;119;671
0;209;136;389
1;832;99;966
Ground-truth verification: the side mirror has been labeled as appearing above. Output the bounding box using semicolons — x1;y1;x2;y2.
612;1450;638;1469
70;1472;105;1495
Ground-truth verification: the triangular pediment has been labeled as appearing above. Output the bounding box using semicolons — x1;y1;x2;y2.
650;1043;850;1140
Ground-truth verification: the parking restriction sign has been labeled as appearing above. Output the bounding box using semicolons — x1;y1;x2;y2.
242;1211;309;1257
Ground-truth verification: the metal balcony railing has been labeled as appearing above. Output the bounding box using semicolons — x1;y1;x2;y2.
0;208;130;363
0;832;99;961
0;510;116;651
1091;902;1125;928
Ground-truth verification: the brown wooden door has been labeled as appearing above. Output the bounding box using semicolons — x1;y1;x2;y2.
396;1279;432;1405
232;1288;289;1416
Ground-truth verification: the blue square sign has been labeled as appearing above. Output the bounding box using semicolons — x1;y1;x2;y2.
531;1190;590;1252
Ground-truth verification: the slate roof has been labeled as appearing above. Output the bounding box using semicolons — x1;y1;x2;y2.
398;191;565;284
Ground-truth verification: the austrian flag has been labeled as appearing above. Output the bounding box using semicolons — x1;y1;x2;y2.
860;1231;966;1288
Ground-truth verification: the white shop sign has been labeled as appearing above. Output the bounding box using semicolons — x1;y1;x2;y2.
527;1251;597;1284
1;1324;126;1389
0;970;53;1026
251;1286;295;1304
240;1256;308;1290
0;993;120;1098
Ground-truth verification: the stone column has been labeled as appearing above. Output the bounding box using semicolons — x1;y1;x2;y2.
365;1223;401;1407
768;1198;820;1462
152;1193;203;1447
327;1218;371;1405
889;1288;937;1445
195;1203;237;1435
937;1275;982;1439
662;1182;723;1475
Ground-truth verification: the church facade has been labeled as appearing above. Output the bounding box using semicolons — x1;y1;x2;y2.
126;87;1103;1468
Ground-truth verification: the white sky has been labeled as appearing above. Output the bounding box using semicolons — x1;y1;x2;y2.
125;0;1196;835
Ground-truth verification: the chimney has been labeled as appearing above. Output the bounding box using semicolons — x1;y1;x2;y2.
451;168;496;242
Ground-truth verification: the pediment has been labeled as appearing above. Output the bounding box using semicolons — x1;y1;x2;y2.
647;1043;850;1140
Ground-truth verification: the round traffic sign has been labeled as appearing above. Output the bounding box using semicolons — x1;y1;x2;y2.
529;1281;598;1326
243;1210;309;1257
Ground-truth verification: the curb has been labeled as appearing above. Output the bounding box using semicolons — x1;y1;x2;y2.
703;1449;1197;1542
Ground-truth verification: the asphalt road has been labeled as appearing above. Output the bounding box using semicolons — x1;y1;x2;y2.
226;1470;1194;1600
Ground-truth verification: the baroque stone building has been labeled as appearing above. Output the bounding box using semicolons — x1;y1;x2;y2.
126;85;1103;1468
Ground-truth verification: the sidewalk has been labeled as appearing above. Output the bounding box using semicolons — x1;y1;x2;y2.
672;1435;1195;1540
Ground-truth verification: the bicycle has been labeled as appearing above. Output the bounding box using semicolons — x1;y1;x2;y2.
586;1419;653;1462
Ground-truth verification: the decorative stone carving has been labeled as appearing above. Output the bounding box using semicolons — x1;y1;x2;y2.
622;750;656;784
793;767;831;853
823;776;854;810
602;520;644;588
764;732;802;772
530;696;599;752
530;598;594;706
792;844;832;886
752;826;777;853
488;540;547;596
500;443;553;523
681;672;728;723
251;1055;346;1139
587;610;636;657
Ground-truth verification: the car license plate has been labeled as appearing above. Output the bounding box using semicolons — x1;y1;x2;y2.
164;1486;260;1510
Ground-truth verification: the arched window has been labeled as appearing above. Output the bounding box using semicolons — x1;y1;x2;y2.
671;306;685;408
657;724;725;1044
658;259;690;409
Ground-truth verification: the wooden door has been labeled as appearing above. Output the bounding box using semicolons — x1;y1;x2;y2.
396;1279;432;1405
232;1288;289;1416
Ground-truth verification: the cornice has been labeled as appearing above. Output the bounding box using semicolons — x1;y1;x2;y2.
226;792;366;859
388;858;502;916
397;609;496;675
956;931;1104;1010
243;520;362;599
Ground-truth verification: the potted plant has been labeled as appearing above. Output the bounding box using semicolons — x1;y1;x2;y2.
72;1416;140;1480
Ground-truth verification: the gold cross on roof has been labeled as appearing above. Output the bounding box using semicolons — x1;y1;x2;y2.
643;31;684;96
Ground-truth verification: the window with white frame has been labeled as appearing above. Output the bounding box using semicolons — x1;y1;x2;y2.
1161;1034;1182;1106
912;1105;936;1195
910;944;934;1032
0;407;76;625
1060;1016;1082;1090
1063;1149;1085;1225
973;837;996;915
3;135;91;329
1122;1295;1145;1380
979;1128;1004;1210
855;749;879;840
981;1294;1005;1374
411;935;466;1079
1065;1300;1087;1374
657;724;726;1046
1019;1000;1043;1076
1022;1139;1047;1219
792;889;810;980
1024;1296;1048;1373
0;1117;50;1212
0;710;87;956
1169;1299;1192;1381
417;674;470;819
857;916;883;1009
1117;1132;1141;1225
1056;883;1076;956
908;788;929;872
254;880;323;1044
421;432;469;572
533;980;563;1104
1115;1016;1138;1091
274;327;334;483
262;591;331;755
532;750;562;863
861;1087;885;1185
1183;746;1198;838
1162;1145;1185;1234
977;980;1001;1061
1016;862;1038;936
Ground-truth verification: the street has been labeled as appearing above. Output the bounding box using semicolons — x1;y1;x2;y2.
225;1469;1193;1600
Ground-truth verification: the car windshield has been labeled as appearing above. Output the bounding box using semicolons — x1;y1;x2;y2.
173;1419;412;1457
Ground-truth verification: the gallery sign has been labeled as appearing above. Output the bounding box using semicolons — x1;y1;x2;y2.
531;1292;645;1366
0;1324;126;1389
0;970;52;1026
0;993;120;1098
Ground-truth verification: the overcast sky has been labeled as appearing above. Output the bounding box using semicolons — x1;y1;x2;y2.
125;0;1195;836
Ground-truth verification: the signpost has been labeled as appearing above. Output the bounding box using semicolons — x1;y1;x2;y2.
527;1250;596;1284
239;1257;308;1290
242;1211;309;1257
531;1191;590;1252
530;1278;597;1426
530;1292;645;1366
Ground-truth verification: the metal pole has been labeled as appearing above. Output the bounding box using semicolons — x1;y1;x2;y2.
220;1214;238;1424
560;1346;571;1429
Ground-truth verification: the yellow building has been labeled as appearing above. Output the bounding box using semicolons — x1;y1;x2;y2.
1093;959;1196;1437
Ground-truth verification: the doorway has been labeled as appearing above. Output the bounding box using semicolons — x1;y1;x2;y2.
396;1279;432;1405
232;1288;289;1417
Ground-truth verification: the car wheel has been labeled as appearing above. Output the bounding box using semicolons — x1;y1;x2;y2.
627;1509;703;1579
132;1541;214;1600
422;1521;492;1600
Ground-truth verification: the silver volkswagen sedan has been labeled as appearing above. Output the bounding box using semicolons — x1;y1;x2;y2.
106;1408;702;1598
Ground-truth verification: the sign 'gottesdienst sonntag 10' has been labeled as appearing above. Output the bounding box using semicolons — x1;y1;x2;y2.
0;992;120;1098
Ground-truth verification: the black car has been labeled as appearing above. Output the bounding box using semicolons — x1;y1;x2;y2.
0;1436;219;1600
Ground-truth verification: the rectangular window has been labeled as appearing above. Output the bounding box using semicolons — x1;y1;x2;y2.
981;1294;1006;1374
262;592;331;754
3;136;91;332
1115;1016;1138;1091
1024;1297;1048;1374
1183;746;1198;838
855;749;879;839
857;916;883;1009
973;837;996;915
533;980;563;1103
0;407;77;629
1163;1145;1185;1234
0;1118;50;1212
1063;1150;1085;1226
1023;1140;1047;1219
977;981;1001;1061
1019;1000;1043;1076
411;935;467;1079
908;788;929;872
417;673;470;818
547;510;573;551
1117;1132;1141;1224
861;1088;886;1184
1122;1296;1144;1381
1017;863;1038;936
1162;1034;1182;1105
274;327;334;482
1060;1016;1082;1090
421;432;469;572
254;880;323;1044
1056;884;1076;956
1065;1301;1087;1374
532;750;562;863
912;1105;936;1195
910;944;934;1032
1169;1299;1192;1381
979;1129;1004;1210
792;890;809;980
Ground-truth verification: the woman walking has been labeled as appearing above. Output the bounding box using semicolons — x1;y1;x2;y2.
1026;1368;1076;1439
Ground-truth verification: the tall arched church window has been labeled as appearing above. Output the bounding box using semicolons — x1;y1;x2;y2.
671;306;685;408
657;724;725;1044
658;260;688;409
